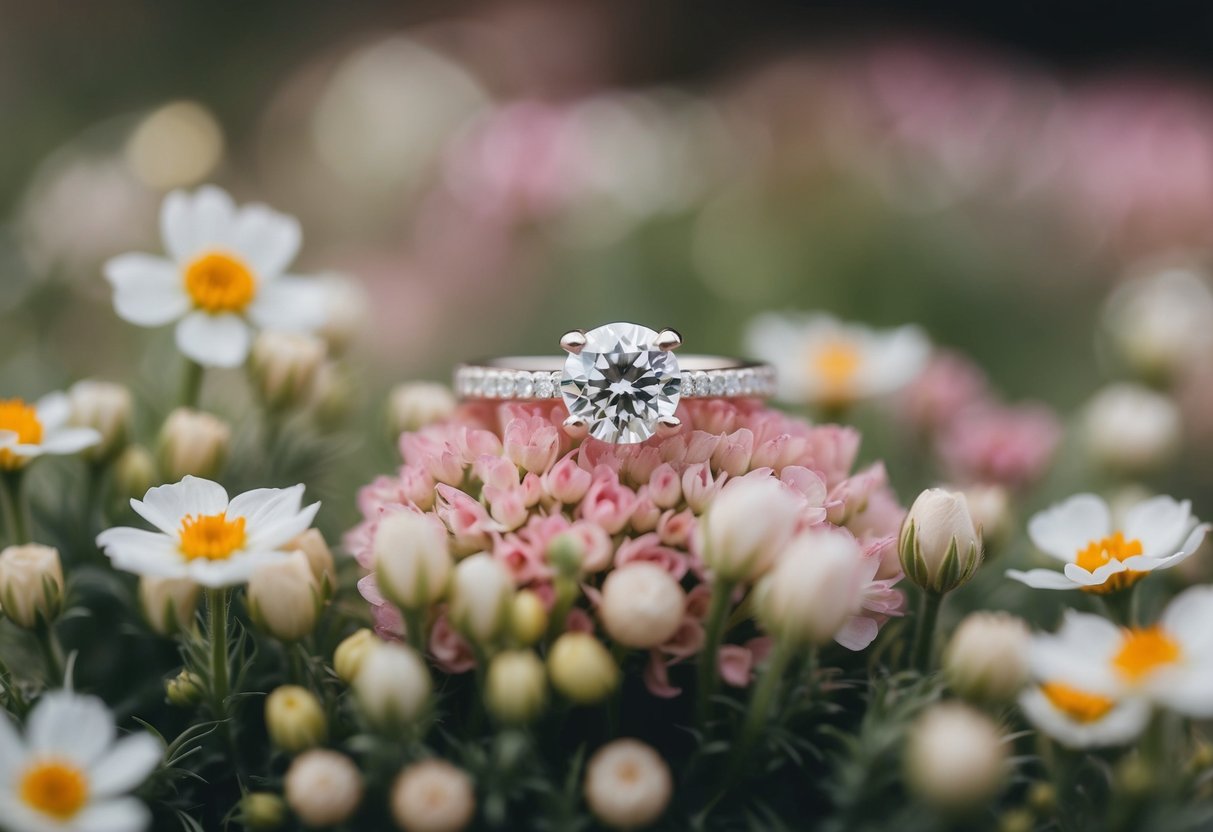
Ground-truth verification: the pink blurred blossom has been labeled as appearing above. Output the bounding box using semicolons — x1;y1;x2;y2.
937;402;1062;489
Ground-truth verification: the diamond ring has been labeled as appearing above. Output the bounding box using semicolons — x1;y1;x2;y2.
454;322;777;444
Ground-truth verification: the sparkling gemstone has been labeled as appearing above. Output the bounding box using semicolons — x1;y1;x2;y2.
561;323;681;444
533;372;554;399
514;372;535;399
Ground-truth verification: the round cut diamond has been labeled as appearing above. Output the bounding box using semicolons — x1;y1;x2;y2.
561;323;681;444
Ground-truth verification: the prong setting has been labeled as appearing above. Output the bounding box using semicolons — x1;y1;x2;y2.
655;415;682;437
562;415;589;439
560;330;587;355
655;328;682;352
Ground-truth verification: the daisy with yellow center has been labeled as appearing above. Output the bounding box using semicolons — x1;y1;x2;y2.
745;312;930;408
96;475;320;587
103;185;327;368
0;691;161;831
1007;493;1209;593
0;393;101;470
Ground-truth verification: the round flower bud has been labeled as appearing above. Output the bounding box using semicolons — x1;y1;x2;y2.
0;544;64;629
265;685;328;753
388;382;457;436
961;484;1013;555
113;445;158;504
309;361;357;430
449;553;513;645
315;274;370;356
599;563;685;649
1083;383;1181;475
584;739;672;830
138;576;199;636
510;589;548;646
546;532;585;577
287;528;337;592
248;551;321;642
239;792;287;831
698;476;801;583
67;379;132;462
373;512;452;611
899;488;982;595
755;531;865;645
166;670;204;707
251;331;327;409
485;650;547;724
1102;264;1213;382
284;750;363;828
354;642;432;730
943;612;1031;704
547;632;619;705
390;759;476;832
334;628;377;683
159;407;231;481
905;702;1007;813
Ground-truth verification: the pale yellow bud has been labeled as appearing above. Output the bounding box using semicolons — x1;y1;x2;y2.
599;563;685;649
354;642;432;730
390;759;476;832
510;590;548;646
287;528;337;592
333;628;377;683
943;612;1030;704
159;407;230;481
0;544;64;629
138;576;199;636
547;633;619;705
67;379;132;462
485;650;547;724
309;362;358;430
388;382;456;437
265;685;327;753
449;553;513;645
239;792;287;831
584;739;672;830
285;750;363;827
251;331;327;409
166;670;204;707
247;552;321;642
905;702;1007;813
113;445;158;504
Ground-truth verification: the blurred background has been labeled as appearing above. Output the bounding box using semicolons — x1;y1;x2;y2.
4;0;1213;533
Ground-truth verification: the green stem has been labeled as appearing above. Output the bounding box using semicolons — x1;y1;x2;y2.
206;587;242;779
734;638;796;769
402;606;427;654
546;576;579;640
34;620;64;684
911;591;945;674
1;470;30;545
696;578;736;727
180;358;204;409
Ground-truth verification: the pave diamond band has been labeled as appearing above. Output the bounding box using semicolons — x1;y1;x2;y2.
454;359;776;401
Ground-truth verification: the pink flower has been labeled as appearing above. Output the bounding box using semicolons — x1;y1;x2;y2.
656;509;696;548
579;467;638;534
564;520;614;573
682;463;726;514
630;489;661;533
484;485;529;531
504;415;561;474
544;453;593;504
827;462;888;525
711;428;754;476
648;463;682;509
435;484;498;554
718;637;774;688
616;533;690;581
400;432;465;486
896;350;989;435
429;611;476;674
937;402;1062;489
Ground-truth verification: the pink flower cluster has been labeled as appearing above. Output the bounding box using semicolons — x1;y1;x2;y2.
347;397;906;696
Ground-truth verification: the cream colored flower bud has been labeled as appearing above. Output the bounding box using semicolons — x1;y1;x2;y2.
584;739;672;830
698;476;802;583
600;563;685;649
166;670;204;707
391;759;476;832
905;702;1007;813
486;650;547;724
309;361;357;430
138;576;199;636
0;544;63;629
68;379;132;462
373;512;452;610
548;632;619;705
239;792;287;831
285;750;363;828
315;274;370;356
159;407;231;481
266;685;327;753
354;642;432;730
899;488;982;594
449;553;513;645
1083;383;1181;475
961;484;1013;554
510;589;548;646
943;612;1030;705
388;382;457;436
755;531;864;645
334;628;377;683
113;445;158;504
251;331;327;409
248;551;321;642
287;528;337;592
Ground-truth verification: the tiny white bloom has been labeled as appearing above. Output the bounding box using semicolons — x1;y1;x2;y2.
1026;586;1213;718
96;476;320;588
0;691;161;832
1007;493;1209;593
745;312;930;407
103;185;326;368
0;393;101;470
1082;383;1181;474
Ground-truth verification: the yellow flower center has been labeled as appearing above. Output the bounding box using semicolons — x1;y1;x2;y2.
0;399;43;470
1073;532;1145;594
179;512;247;561
1040;682;1116;723
809;341;861;399
184;252;257;314
1112;625;1183;682
20;759;88;820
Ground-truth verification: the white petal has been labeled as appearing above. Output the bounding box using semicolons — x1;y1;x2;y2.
1156;668;1213;717
89;734;162;798
225;485;304;527
1019;688;1149;749
175;311;252;368
1132;523;1213;574
104;253;189;327
0;797;52;832
1005;568;1079;590
39;427;102;456
69;796;152;832
28;692;115;767
34;392;70;430
230;203;301;278
1028;494;1110;561
161;186;236;263
833;615;879;651
246;278;327;333
1161;585;1213;656
184;550;287;587
244;501;321;552
132;476;229;535
1122;496;1191;557
856;325;931;397
96;527;178;557
1064;560;1129;587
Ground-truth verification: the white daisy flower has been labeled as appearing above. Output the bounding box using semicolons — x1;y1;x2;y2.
1027;586;1213;718
0;393;101;470
745;313;930;407
103;185;326;368
1007;493;1209;593
96;476;320;588
0;690;161;832
1018;683;1150;749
